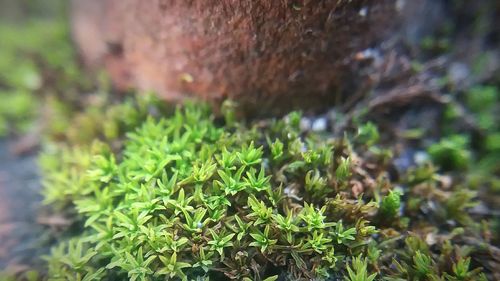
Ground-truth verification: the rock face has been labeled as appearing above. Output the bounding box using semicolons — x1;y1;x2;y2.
71;0;396;115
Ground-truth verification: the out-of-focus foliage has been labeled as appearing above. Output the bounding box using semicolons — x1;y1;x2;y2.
0;0;86;137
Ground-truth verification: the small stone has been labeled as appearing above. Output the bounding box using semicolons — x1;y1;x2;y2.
359;7;368;17
425;233;437;245
448;62;469;86
312;118;327;132
414;151;429;165
396;0;406;12
300;118;311;131
180;73;194;83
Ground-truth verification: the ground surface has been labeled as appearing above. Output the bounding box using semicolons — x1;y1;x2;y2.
0;140;46;272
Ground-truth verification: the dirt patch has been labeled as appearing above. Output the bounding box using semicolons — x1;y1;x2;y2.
0;140;47;272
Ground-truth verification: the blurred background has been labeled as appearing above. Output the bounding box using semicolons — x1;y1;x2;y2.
0;0;66;20
0;0;77;273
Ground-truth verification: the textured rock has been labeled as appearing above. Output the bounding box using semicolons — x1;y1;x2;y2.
71;0;396;115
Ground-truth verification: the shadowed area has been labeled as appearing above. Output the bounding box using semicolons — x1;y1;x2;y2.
0;140;46;272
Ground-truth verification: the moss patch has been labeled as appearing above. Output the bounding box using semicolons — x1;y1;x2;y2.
37;98;495;280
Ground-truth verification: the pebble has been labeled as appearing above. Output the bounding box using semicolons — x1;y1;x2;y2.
448;62;470;86
300;118;311;131
359;7;368;17
312;118;327;132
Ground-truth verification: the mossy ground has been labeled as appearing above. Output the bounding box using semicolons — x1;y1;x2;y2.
0;1;499;281
29;89;497;280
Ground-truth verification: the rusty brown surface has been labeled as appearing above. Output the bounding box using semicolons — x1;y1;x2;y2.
71;0;397;116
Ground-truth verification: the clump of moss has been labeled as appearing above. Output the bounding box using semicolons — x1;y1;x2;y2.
439;84;500;247
428;134;470;171
41;103;379;280
38;97;496;280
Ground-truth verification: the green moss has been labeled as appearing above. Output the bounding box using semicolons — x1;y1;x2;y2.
344;256;376;281
428;135;471;171
379;190;401;219
41;103;379;280
440;85;499;204
37;98;494;280
0;17;87;137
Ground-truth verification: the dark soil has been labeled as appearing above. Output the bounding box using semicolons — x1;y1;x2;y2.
0;140;47;273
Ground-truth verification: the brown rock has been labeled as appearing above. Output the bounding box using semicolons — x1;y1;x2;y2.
71;0;396;115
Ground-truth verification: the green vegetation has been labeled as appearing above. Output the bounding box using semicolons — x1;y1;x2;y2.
428;135;470;171
41;101;381;280
0;18;85;137
34;94;496;280
464;86;500;175
344;256;376;281
0;2;498;280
